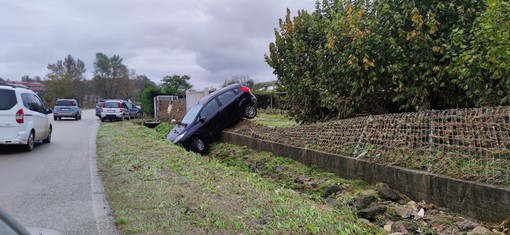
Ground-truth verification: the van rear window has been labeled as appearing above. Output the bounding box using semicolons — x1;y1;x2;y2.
0;89;16;110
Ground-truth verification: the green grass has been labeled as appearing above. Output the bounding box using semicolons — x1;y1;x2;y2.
96;121;382;234
254;112;297;128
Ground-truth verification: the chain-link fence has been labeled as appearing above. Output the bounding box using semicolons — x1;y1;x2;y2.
230;106;510;187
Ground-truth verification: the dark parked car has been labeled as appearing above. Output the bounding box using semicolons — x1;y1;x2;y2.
95;101;104;118
126;101;144;119
167;83;257;153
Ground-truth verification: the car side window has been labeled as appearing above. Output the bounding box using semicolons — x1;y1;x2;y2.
217;90;236;106
199;100;219;120
21;93;45;113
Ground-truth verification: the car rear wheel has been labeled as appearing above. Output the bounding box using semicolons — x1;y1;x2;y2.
243;104;257;119
43;127;52;143
23;131;35;152
136;111;143;118
53;116;57;121
191;137;206;153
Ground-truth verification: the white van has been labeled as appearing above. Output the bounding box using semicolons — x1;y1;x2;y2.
0;85;53;151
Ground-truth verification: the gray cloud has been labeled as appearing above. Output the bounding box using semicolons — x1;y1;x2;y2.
0;0;315;89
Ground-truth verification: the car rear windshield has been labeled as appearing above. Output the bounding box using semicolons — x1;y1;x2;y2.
0;89;17;110
104;102;120;108
56;100;76;106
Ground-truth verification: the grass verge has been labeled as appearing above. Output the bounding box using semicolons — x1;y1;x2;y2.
96;121;381;234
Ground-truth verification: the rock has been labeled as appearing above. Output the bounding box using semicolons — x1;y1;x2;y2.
357;205;387;220
377;183;400;201
354;194;377;210
357;218;370;224
456;219;478;231
294;175;309;184
322;185;341;198
393;204;413;219
391;220;421;234
384;222;394;232
467;226;493;235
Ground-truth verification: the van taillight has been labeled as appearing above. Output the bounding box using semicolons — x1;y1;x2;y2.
240;86;250;93
16;109;24;124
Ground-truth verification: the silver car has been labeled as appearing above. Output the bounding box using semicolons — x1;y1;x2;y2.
53;98;81;120
100;100;130;122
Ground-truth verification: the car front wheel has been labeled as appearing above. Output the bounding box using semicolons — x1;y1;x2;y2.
243;105;257;119
191;137;206;153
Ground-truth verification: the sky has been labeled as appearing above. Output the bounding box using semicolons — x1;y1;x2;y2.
0;0;316;90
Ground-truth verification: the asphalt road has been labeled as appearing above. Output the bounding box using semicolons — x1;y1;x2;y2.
0;109;118;235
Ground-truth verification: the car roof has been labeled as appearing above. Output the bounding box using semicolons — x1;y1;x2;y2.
104;99;125;102
197;83;242;105
56;98;77;101
0;84;34;92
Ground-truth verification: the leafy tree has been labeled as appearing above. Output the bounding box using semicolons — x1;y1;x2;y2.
266;0;497;123
92;53;129;99
266;6;330;123
45;54;86;104
449;0;510;106
140;80;161;117
160;75;192;96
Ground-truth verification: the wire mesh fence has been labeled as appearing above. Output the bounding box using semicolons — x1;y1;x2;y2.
230;106;510;187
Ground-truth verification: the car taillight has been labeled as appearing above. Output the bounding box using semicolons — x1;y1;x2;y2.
16;109;24;124
240;86;250;93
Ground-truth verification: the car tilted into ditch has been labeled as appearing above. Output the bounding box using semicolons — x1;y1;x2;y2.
167;83;257;153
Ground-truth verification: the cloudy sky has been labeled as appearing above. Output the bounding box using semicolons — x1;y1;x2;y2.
0;0;316;89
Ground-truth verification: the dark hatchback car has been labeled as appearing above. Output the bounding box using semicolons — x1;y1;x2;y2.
95;101;104;118
167;83;257;153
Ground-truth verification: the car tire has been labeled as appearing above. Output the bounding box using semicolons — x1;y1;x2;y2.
191;137;206;153
243;104;257;119
54;116;57;121
136;111;143;118
23;131;35;152
101;118;105;122
43;127;52;143
121;115;125;121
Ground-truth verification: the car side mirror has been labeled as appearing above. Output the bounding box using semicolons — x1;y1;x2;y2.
199;117;206;123
46;108;53;114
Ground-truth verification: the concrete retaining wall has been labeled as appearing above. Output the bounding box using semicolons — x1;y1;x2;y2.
221;131;510;223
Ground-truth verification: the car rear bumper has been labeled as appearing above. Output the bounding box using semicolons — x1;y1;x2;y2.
54;112;79;117
101;113;124;119
0;136;26;145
